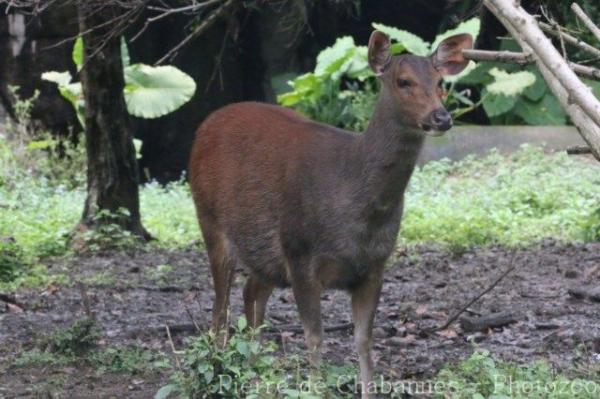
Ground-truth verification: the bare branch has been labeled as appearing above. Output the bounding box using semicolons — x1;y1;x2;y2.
462;49;533;65
154;0;237;65
572;3;600;44
462;49;600;81
539;21;600;59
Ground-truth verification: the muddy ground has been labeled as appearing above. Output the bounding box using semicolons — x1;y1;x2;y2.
1;241;600;398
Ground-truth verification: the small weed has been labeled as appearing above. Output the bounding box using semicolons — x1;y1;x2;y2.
146;264;173;284
13;350;75;367
40;317;101;357
81;208;143;252
158;317;278;398
0;238;29;283
157;318;359;399
81;271;117;286
90;346;157;374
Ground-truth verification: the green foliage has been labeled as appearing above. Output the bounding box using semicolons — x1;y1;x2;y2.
435;350;600;398
1;86;86;189
0;239;29;283
42;37;196;125
40;317;101;357
582;207;600;242
277;18;492;131
157;317;357;399
402;145;600;252
158;317;278;398
90;346;157;374
278;19;599;127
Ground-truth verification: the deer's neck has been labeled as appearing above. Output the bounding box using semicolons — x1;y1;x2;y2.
357;89;425;217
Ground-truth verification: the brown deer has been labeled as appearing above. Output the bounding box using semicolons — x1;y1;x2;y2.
189;30;472;396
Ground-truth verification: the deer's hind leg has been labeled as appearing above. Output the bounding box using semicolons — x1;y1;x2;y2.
205;230;237;334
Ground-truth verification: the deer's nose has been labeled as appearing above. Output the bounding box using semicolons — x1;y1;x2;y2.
431;108;453;131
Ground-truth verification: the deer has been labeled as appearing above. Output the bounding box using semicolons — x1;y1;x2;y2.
189;30;473;397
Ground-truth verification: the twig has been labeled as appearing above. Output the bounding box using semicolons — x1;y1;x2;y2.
462;49;533;65
184;305;201;332
462;49;600;81
539;21;600;59
154;0;237;65
572;3;600;44
428;251;517;333
165;324;183;371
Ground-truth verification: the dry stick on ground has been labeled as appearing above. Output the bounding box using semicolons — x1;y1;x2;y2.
462;49;600;81
264;322;354;334
484;0;600;161
572;3;600;43
428;251;517;333
567;145;593;154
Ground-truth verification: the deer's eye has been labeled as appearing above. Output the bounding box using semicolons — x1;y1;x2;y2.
397;79;411;88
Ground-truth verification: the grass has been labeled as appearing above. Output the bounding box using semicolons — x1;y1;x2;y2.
2;142;599;264
402;145;600;252
434;350;600;399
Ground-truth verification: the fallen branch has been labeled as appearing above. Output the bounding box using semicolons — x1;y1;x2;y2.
427;251;517;333
459;311;518;332
566;145;592;154
264;322;354;334
572;3;600;44
462;49;600;81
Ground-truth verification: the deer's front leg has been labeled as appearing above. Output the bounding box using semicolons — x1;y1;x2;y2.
351;264;384;398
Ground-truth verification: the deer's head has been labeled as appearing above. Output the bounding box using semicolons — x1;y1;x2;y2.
368;30;473;136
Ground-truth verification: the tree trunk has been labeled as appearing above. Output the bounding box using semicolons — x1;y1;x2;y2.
74;2;150;243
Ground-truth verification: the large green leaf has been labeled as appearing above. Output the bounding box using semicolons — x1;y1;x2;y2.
371;22;430;56
123;64;196;118
431;17;481;52
482;88;517;117
515;94;567;125
314;36;356;78
486;68;536;96
523;69;546;101
339;46;371;81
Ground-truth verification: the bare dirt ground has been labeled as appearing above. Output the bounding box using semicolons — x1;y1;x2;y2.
1;241;600;398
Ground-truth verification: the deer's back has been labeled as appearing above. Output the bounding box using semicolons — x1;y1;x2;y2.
189;102;375;286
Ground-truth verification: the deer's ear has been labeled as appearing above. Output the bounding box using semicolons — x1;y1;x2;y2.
368;31;392;76
431;33;473;76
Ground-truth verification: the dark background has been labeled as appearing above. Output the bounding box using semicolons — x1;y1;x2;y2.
0;0;532;182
